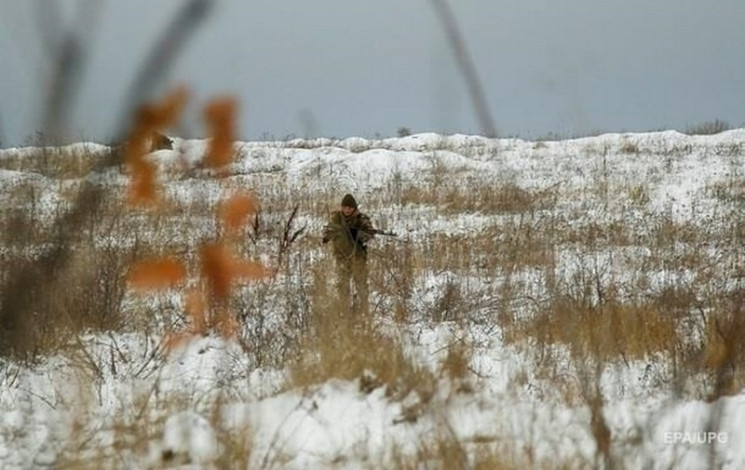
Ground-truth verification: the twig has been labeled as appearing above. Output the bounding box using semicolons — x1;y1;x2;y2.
0;0;213;359
37;0;104;142
117;0;213;136
428;0;497;139
276;203;306;269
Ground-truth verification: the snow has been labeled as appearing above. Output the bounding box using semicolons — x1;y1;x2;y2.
157;411;219;466
2;130;745;468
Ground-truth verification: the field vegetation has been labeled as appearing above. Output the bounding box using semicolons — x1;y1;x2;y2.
1;104;745;467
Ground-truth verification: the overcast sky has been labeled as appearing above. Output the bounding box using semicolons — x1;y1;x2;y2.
1;0;744;146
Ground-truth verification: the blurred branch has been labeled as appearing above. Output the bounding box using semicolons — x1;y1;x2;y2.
428;0;497;139
117;0;213;137
0;0;214;359
37;0;104;143
0;114;5;148
42;33;84;142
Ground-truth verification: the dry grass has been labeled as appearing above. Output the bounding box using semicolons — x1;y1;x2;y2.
5;113;745;466
0;145;113;179
0;242;133;361
508;297;679;363
290;266;436;402
685;119;732;136
214;421;254;469
401;180;553;215
707;176;745;204
26;133;735;402
4;4;744;465
387;433;561;470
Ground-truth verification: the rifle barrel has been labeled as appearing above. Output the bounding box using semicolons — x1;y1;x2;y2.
373;229;398;237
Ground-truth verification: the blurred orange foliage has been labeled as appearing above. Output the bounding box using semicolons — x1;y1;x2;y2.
123;89;270;353
200;243;269;300
220;191;257;235
200;243;233;300
126;87;189;206
204;97;237;170
184;288;208;333
127;257;187;291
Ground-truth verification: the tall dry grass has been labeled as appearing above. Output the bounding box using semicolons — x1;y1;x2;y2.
5;126;745;467
3;18;745;463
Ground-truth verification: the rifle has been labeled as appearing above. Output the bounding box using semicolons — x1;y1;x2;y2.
370;228;398;237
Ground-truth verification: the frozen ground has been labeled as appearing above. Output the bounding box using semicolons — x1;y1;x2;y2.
1;131;745;468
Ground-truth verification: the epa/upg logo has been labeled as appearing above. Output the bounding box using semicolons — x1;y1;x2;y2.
664;431;728;445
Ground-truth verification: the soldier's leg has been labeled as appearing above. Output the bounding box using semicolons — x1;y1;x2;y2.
336;257;353;311
352;255;369;315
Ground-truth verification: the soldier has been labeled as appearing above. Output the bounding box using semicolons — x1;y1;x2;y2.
322;194;375;314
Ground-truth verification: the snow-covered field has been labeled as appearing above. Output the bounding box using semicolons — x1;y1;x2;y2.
2;131;745;469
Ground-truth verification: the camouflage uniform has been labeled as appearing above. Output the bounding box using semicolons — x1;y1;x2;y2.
322;195;375;314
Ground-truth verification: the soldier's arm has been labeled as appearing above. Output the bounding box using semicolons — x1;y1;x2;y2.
356;214;375;243
323;212;342;242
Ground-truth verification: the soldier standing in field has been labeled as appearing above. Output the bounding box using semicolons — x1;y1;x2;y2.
322;194;375;314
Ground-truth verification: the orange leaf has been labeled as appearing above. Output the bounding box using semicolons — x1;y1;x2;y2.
124;87;189;206
125;129;151;166
220;191;257;234
135;87;189;131
126;160;159;206
200;243;233;299
200;243;269;299
185;288;208;334
153;86;189;129
125;130;154;206
204;97;237;170
128;257;186;291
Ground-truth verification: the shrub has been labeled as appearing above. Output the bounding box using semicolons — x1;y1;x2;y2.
685;119;731;135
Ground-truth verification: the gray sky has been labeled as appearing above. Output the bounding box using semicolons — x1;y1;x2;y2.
1;0;744;146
